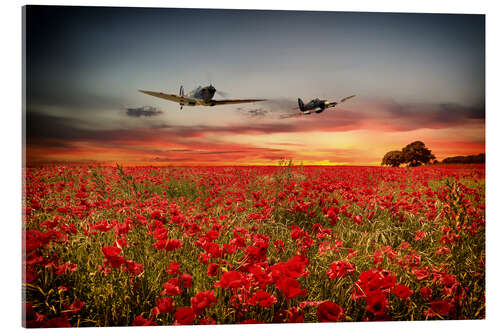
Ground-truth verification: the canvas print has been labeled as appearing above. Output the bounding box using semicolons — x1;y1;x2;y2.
22;5;485;327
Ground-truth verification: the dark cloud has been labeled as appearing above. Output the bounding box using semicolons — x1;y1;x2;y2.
195;150;248;155
25;159;109;167
245;108;269;118
236;99;296;119
26;111;153;144
262;99;297;110
152;157;192;162
164;148;192;152
27;88;124;112
382;101;485;131
126;106;163;118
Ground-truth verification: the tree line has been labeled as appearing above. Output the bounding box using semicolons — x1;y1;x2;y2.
382;141;484;167
441;153;485;164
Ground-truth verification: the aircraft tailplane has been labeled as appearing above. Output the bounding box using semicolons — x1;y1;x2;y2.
298;98;306;112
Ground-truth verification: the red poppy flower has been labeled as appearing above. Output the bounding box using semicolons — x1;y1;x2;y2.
153;239;166;250
412;268;430;280
440;273;458;288
114;237;127;249
132;315;157;326
284;255;310;278
181;273;193;288
203;242;222;258
276;277;307;300
166;262;181;275
174;307;196;325
191;290;217;314
153;226;168;240
215;271;248;289
373;249;383;265
239;319;265;324
316;301;345;322
91;220;114;232
101;246;125;268
420;286;433;301
156;297;175;314
325;207;339;225
67;299;85;313
223;243;237;255
101;246;122;258
290;225;304;240
207;263;219;277
392;284;413;299
399;242;411;250
430;300;453;316
161;278;181;295
199;316;216;325
435;246;451;255
150;209;163;220
299;300;323;308
165;239;183;252
358;268;396;293
273;239;285;252
327;260;355;279
205;230;220;241
58;286;70;293
55;262;78;275
125;260;143;276
414;231;426;241
365;291;389;316
248;290;277;308
230;236;246;249
248;264;272;288
284;307;305;323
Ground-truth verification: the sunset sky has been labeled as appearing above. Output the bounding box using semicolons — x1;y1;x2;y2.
25;6;485;166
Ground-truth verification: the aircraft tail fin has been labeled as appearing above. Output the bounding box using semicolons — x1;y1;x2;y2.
298;98;306;112
179;86;185;110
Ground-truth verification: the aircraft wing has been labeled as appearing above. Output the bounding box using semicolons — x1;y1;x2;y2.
280;112;308;119
211;99;266;105
139;90;200;105
340;95;356;103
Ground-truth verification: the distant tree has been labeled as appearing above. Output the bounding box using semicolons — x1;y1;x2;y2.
382;150;405;167
401;141;435;167
441;153;485;164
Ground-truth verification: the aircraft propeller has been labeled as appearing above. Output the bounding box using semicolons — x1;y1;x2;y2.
215;90;229;98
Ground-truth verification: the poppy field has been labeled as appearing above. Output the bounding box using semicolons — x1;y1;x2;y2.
22;163;485;327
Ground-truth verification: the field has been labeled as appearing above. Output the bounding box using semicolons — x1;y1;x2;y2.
22;164;485;327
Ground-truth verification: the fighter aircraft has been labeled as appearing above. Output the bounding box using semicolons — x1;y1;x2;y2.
297;95;356;114
279;95;355;119
139;85;266;110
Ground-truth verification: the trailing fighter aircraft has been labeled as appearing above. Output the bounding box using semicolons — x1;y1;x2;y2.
280;94;356;119
298;95;356;114
139;85;266;110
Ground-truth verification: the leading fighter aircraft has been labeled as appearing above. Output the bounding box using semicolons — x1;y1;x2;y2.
139;85;266;110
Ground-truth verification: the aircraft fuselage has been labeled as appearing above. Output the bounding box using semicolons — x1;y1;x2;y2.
298;98;337;114
188;85;217;104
